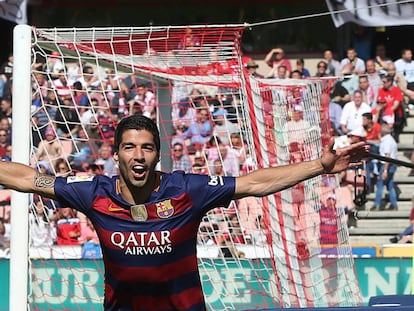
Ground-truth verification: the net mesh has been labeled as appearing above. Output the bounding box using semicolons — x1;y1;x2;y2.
22;25;363;310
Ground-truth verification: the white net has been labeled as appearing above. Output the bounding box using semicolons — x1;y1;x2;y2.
20;25;364;310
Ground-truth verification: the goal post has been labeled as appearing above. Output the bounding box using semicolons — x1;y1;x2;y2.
10;24;32;311
9;24;364;310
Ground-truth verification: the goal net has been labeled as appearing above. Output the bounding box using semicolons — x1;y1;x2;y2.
11;25;362;310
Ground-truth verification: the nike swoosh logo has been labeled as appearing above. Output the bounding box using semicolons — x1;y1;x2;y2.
108;205;124;212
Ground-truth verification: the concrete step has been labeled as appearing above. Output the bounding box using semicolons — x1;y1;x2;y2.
349;235;396;245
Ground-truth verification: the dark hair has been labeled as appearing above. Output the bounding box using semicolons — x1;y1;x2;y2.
114;114;160;153
362;112;373;120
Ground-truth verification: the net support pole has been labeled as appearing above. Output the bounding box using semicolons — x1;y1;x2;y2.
10;24;32;311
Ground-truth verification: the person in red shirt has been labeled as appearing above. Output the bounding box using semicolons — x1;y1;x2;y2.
375;74;405;142
362;112;381;193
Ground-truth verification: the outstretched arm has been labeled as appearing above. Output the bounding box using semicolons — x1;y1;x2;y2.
0;161;57;199
233;139;367;199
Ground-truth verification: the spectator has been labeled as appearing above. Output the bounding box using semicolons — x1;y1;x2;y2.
184;107;212;152
362;112;381;192
192;151;209;174
0;129;8;158
314;61;329;77
323;49;341;76
340;63;360;96
330;79;351;108
339;47;366;75
52;69;72;100
212;108;239;145
229;131;246;168
172;98;196;133
365;59;382;106
358;75;376;108
264;47;292;78
135;83;156;120
95;144;118;177
329;99;343;135
171;142;192;173
319;193;339;245
219;213;247;258
209;139;240;177
55;207;81;245
370;124;398;211
0;98;12;123
212;159;225;176
374;43;392;71
245;60;264;79
340;90;371;135
394;48;414;93
285;104;311;147
389;206;414;243
80;216;102;258
295;58;310;78
29;198;56;248
375;74;405;142
197;223;217;246
0;218;10;251
34;126;62;165
386;61;414;105
250;215;268;246
54;158;71;177
290;70;302;79
54;98;81;139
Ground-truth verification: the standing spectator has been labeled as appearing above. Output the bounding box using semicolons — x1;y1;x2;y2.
323;49;341;76
264;47;292;78
172;142;192;173
95;144;118;177
376;74;405;142
340;90;371;135
314;61;329;77
29;198;56;248
394;48;414;93
55;207;81;245
339;47;366;75
370;125;398;211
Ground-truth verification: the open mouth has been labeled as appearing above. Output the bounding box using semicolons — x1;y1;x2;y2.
132;165;146;178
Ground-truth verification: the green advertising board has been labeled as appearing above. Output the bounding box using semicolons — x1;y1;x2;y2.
0;258;411;310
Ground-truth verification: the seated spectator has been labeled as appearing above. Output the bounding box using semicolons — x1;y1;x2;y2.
390;206;414;243
340;90;371;135
192;151;209;174
263;47;292;78
54;158;71;177
184;107;212;152
207;138;240;177
250;215;268;246
339;47;366;75
330;79;351;108
229;132;246;168
295;58;310;78
34;126;62;166
245;60;264;79
172;142;192;173
29;198;56;248
55;207;81;246
323;49;341;76
172;98;196;133
0;129;9;158
95;144;118;177
0;218;10;251
212;108;239;145
314;61;329;77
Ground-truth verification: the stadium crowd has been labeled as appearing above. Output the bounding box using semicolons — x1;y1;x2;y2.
0;42;414;259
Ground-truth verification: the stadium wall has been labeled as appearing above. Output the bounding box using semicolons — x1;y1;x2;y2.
0;257;411;310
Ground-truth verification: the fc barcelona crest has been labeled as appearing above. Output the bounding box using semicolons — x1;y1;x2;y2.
156;200;174;218
131;204;148;221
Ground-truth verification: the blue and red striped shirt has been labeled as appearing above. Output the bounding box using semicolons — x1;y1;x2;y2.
54;171;235;311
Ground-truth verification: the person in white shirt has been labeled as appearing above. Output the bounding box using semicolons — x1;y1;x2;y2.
340;90;371;135
394;48;414;90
